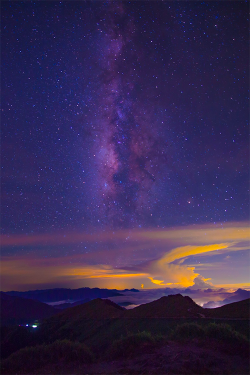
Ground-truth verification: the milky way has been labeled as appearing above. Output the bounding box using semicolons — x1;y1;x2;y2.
87;3;169;227
1;1;249;233
1;1;249;293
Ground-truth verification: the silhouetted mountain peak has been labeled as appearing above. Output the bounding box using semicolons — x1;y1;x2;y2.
126;294;203;318
53;297;124;321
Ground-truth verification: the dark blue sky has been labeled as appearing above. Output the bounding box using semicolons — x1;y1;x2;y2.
2;1;248;234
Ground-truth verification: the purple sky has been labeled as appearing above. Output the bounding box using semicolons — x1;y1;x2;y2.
1;1;249;296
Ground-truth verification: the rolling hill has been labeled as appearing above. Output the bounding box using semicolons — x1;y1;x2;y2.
35;295;249;349
205;297;250;319
125;294;205;318
1;293;249;373
0;292;58;325
51;298;124;321
37;298;125;344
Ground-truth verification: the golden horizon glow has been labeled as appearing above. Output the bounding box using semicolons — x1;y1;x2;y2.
1;221;249;291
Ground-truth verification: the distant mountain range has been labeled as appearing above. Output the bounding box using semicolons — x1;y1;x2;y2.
5;287;250;310
1;288;138;325
1;291;249;327
5;287;134;303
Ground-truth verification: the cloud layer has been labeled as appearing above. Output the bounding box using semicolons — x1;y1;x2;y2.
1;222;249;292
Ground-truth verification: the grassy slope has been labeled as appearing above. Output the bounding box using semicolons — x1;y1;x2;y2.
35;296;250;353
1;295;249;363
0;292;58;325
205;298;250;319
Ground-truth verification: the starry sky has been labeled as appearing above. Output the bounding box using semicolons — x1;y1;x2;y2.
1;1;249;297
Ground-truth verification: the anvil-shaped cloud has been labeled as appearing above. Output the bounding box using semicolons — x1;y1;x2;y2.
123;243;230;288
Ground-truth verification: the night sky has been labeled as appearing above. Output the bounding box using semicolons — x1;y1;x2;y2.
1;1;249;298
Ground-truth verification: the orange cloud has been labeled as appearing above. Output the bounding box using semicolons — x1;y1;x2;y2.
146;263;199;288
1;221;249;291
0;255;148;291
159;243;231;263
148;277;174;286
144;244;232;288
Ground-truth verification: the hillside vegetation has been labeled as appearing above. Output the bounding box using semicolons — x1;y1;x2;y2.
1;295;249;374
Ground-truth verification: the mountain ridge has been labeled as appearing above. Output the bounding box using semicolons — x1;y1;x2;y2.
1;292;249;328
125;294;205;318
5;287;127;303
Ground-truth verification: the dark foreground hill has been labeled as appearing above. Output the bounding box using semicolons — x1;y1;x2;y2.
205;297;250;319
50;298;124;321
1;295;249;374
37;298;125;344
31;295;250;351
2;335;249;375
0;292;58;325
38;295;204;341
